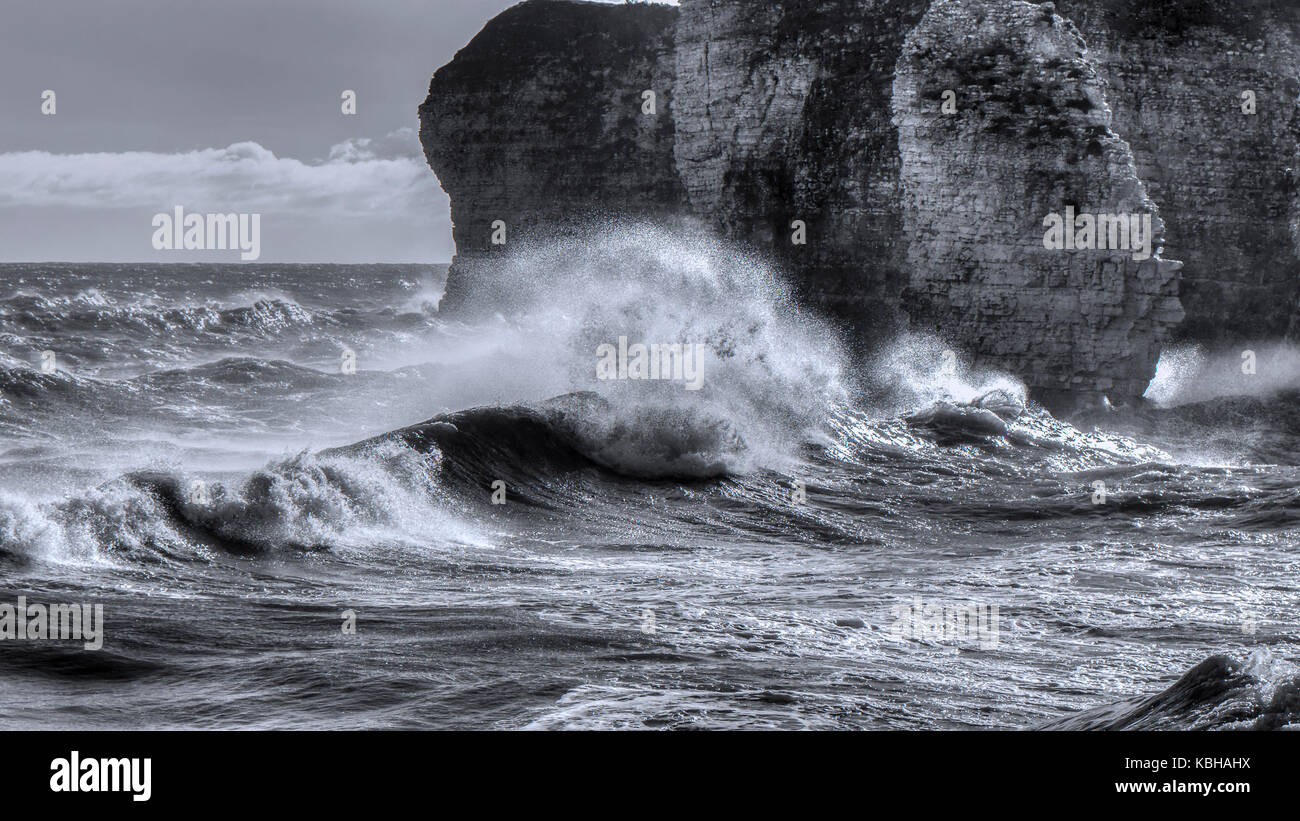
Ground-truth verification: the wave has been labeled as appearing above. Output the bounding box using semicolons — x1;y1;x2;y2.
0;288;445;387
1043;651;1300;730
0;357;350;434
0;439;474;566
1070;388;1300;467
0;292;317;338
359;392;754;483
430;224;851;475
9;384;1271;569
0;388;761;567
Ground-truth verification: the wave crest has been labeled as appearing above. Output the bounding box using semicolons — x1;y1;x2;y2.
440;224;850;474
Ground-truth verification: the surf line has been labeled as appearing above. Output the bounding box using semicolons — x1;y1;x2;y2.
595;336;706;391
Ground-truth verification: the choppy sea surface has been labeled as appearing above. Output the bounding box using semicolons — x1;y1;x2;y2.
2;235;1298;729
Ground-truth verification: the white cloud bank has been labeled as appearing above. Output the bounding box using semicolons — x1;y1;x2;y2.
0;127;444;217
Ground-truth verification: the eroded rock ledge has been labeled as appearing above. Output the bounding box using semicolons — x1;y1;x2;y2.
419;0;1300;408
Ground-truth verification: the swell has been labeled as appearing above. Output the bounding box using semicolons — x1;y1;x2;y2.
0;292;443;382
1;393;746;567
1043;652;1300;730
0;357;362;444
6;387;1291;568
0;292;314;336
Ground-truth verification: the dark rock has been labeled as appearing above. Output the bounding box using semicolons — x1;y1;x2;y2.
418;0;1300;408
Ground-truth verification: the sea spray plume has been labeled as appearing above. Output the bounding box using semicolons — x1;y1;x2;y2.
1056;341;1300;465
1145;341;1300;406
837;331;1180;464
868;331;1029;415
440;223;849;477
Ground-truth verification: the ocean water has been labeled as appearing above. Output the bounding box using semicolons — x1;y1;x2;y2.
1;231;1298;730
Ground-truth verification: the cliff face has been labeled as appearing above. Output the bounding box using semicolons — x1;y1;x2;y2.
673;0;930;352
893;0;1183;406
1054;0;1300;343
418;0;683;313
419;0;1300;407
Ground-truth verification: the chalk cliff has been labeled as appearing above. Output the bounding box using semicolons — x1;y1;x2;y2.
418;0;683;313
1052;0;1300;343
893;0;1183;406
672;0;931;353
419;0;1300;407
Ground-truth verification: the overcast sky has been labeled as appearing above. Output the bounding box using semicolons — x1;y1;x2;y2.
0;0;664;263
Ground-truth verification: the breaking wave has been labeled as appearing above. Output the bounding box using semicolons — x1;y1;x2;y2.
433;224;851;474
1044;651;1300;730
